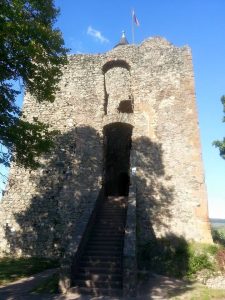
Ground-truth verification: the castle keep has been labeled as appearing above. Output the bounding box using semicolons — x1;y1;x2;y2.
0;37;212;262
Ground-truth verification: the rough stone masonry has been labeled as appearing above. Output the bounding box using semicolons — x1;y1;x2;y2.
0;37;212;258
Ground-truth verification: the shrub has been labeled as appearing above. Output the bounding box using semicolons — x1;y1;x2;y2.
187;252;213;278
138;236;217;279
212;227;225;246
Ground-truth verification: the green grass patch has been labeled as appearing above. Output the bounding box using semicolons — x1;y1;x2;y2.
0;257;59;285
31;273;59;294
171;283;225;299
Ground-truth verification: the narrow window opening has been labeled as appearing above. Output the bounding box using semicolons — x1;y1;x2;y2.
117;100;133;113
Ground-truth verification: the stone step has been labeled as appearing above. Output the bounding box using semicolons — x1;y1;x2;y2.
79;266;121;274
95;220;125;225
85;249;121;256
91;233;124;238
101;203;125;205
98;210;126;218
100;206;126;209
70;286;122;297
98;212;125;216
97;219;125;223
88;239;123;245
94;224;124;229
98;213;125;217
96;218;124;226
100;207;125;211
98;218;123;222
82;255;122;262
88;235;123;244
96;219;125;223
80;261;121;269
86;244;123;251
93;225;124;230
98;215;125;219
97;214;125;218
103;201;126;205
89;240;123;245
90;233;124;238
74;279;122;289
91;231;123;236
92;230;124;235
99;208;126;212
88;237;123;243
91;232;124;238
71;194;127;295
93;227;124;233
104;198;126;201
77;272;122;281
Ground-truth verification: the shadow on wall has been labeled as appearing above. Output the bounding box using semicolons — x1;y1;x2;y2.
137;235;194;299
4;126;102;257
138;235;190;277
3;125;175;258
133;137;175;243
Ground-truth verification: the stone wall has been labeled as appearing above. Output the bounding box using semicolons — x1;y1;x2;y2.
0;37;212;257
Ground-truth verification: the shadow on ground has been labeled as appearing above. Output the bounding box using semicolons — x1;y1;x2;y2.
137;272;194;300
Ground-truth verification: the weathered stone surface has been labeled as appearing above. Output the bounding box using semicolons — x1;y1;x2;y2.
197;270;225;289
206;275;225;289
123;184;137;297
0;36;212;257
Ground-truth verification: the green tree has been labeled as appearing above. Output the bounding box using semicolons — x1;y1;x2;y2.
0;0;68;169
213;95;225;159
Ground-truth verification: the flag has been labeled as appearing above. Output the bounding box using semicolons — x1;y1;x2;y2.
132;10;140;26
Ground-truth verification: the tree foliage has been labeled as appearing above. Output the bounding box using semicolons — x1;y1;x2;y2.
213;95;225;160
0;0;68;169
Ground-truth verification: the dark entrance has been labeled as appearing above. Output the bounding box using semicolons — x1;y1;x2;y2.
103;123;133;196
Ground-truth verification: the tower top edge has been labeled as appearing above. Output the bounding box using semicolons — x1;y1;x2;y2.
67;36;190;58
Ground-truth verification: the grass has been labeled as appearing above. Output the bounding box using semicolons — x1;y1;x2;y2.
0;257;59;285
31;273;59;294
171;283;225;299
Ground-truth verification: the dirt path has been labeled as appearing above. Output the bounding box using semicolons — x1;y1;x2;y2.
0;268;58;300
137;272;193;299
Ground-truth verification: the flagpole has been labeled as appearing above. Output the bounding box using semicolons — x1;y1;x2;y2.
132;9;134;44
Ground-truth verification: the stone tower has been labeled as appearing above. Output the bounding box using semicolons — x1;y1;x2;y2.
0;36;212;258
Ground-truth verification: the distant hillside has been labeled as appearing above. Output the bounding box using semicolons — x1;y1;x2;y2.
210;218;225;227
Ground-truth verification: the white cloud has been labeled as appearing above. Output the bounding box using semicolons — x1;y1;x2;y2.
87;26;109;44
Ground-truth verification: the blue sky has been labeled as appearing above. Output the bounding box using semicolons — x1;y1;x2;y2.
1;1;224;218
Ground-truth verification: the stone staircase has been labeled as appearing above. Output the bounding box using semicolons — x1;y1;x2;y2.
71;196;127;297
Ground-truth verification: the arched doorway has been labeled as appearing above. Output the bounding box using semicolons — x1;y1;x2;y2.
103;122;133;196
